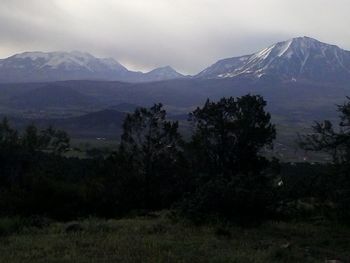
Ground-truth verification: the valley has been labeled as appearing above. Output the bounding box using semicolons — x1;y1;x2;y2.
0;37;349;161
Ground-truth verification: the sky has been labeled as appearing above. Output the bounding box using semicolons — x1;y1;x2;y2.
1;0;350;74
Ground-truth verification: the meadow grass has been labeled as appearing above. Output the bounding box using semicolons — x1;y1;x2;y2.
0;213;349;263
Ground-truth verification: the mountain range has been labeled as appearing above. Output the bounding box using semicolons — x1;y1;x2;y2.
0;37;349;143
1;37;350;84
1;36;349;161
0;51;186;83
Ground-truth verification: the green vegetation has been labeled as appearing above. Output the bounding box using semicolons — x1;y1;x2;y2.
1;94;350;261
0;214;349;263
181;96;278;222
299;98;350;220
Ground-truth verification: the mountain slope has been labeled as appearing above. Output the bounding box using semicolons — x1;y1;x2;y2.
2;37;350;84
8;85;99;109
196;37;350;83
0;51;131;83
4;109;127;139
143;66;186;81
0;51;185;83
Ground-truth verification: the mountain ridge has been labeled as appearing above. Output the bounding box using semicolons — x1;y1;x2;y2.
196;36;350;84
1;37;350;84
0;51;186;83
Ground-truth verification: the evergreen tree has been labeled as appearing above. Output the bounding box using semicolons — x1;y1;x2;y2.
118;103;184;210
183;95;279;222
300;97;350;219
0;118;19;150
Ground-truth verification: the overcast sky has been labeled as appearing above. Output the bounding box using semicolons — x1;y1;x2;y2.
1;0;350;74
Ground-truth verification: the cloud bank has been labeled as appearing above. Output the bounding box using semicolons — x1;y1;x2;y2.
0;0;349;74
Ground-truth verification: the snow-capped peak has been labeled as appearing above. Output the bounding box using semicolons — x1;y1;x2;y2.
0;51;187;83
8;51;127;72
197;36;350;83
13;51;50;60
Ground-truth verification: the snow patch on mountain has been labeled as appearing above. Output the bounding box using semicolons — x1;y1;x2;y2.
277;39;293;57
196;36;350;83
14;52;50;61
0;51;186;83
10;51;126;72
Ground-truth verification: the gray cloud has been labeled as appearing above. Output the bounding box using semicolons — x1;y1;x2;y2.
0;0;350;74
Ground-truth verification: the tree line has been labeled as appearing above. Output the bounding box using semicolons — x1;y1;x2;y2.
0;94;349;223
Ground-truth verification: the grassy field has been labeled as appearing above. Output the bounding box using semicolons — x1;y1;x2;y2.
0;213;349;263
